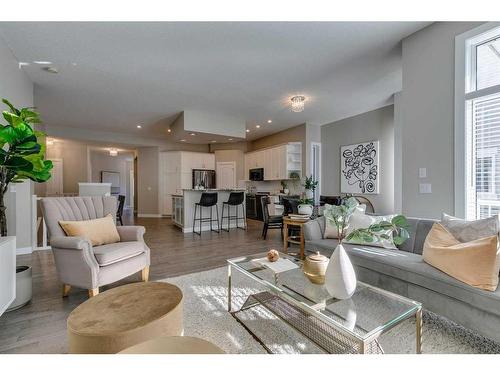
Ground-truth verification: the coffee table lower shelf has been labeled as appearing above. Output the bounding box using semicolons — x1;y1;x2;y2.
232;291;384;354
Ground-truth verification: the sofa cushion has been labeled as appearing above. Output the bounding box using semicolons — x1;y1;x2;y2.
423;223;500;291
93;241;146;266
305;238;339;255
342;243;500;316
441;213;499;243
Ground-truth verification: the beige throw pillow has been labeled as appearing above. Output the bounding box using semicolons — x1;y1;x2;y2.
343;211;397;249
423;223;500;291
59;214;120;246
323;203;366;239
441;213;499;243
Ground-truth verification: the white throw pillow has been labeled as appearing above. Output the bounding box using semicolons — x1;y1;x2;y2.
323;203;366;239
344;212;397;249
441;213;499;243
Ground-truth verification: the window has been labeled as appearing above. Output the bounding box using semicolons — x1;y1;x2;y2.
458;24;500;219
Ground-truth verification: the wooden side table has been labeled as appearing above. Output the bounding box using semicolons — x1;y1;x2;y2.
283;216;309;260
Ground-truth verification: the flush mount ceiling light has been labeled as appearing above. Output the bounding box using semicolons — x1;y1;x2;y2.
43;66;59;74
109;148;118;157
290;95;306;112
136;125;142;129
267;120;272;123
256;125;261;129
167;128;172;133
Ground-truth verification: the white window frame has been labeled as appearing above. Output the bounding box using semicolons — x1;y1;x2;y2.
454;22;500;218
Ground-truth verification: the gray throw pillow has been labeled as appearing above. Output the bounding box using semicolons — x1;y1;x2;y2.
441;213;499;243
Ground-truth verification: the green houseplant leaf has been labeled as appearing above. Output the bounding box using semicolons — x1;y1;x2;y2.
0;99;53;236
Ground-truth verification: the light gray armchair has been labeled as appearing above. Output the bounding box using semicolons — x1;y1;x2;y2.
41;196;150;298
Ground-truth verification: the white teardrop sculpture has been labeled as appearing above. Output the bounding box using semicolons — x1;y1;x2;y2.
324;243;357;299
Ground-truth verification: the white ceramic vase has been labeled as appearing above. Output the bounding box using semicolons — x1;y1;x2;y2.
298;204;313;216
305;189;314;199
324;243;357;299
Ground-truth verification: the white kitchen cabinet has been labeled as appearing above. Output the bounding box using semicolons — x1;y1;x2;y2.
244;142;302;181
160;151;215;215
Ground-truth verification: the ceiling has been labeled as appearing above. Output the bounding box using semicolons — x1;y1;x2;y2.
0;22;430;143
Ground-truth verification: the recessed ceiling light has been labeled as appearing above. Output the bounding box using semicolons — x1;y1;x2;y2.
246;129;250;133
267;120;272;123
180;139;186;142
43;66;58;74
256;125;261;129
190;133;196;136
228;138;233;141
136;125;142;129
167;128;172;133
33;61;52;65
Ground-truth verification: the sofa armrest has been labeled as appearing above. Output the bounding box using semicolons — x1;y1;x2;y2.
50;236;92;250
304;218;324;241
116;225;146;242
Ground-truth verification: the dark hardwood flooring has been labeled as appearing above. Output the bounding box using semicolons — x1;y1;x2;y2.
0;213;285;354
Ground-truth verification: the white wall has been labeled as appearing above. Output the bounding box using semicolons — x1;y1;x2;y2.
399;22;483;218
0;35;35;252
321;105;395;215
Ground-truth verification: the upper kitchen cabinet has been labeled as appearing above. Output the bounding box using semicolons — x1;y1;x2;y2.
245;142;301;181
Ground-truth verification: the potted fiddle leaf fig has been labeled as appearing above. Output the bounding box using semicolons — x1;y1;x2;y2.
0;99;53;236
0;99;53;312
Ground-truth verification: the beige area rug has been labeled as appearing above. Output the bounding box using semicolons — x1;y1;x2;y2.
162;267;500;354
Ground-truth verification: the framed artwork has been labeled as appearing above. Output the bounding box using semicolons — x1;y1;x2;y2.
340;140;379;194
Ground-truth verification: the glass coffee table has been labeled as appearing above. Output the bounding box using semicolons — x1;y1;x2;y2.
227;252;422;354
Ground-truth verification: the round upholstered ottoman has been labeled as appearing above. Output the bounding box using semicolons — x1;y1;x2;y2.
118;336;225;354
67;282;183;354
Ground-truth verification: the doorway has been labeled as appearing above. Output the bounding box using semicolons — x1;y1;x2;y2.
216;162;236;189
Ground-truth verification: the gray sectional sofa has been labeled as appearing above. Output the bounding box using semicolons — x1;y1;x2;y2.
304;216;500;343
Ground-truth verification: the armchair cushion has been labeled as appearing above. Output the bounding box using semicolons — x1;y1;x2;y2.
93;241;147;266
59;214;120;246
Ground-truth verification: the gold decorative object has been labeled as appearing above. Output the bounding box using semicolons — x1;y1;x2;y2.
267;249;280;262
303;251;329;284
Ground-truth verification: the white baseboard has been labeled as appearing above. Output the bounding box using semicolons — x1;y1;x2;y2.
33;246;52;252
137;213;163;218
16;247;33;255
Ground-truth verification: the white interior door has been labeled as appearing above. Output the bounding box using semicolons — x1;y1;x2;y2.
216;162;236;189
46;159;63;196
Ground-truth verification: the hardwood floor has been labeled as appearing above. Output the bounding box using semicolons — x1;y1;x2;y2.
0;214;285;354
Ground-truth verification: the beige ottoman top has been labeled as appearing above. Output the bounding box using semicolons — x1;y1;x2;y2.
119;336;225;354
68;282;183;336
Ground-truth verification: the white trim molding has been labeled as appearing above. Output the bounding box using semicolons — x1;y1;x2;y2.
454;22;500;218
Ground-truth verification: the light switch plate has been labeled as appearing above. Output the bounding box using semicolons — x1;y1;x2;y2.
419;183;432;194
419;168;427;178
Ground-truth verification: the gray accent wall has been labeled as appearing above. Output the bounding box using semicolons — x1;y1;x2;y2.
399;22;483;218
321;105;395;215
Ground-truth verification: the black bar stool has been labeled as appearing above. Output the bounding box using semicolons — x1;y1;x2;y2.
220;192;246;232
193;192;220;235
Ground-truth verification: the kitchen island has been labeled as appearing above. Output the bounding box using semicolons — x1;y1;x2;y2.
172;189;246;233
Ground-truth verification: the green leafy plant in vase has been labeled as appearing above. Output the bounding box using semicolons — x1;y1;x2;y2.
322;197;410;299
0;99;53;236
